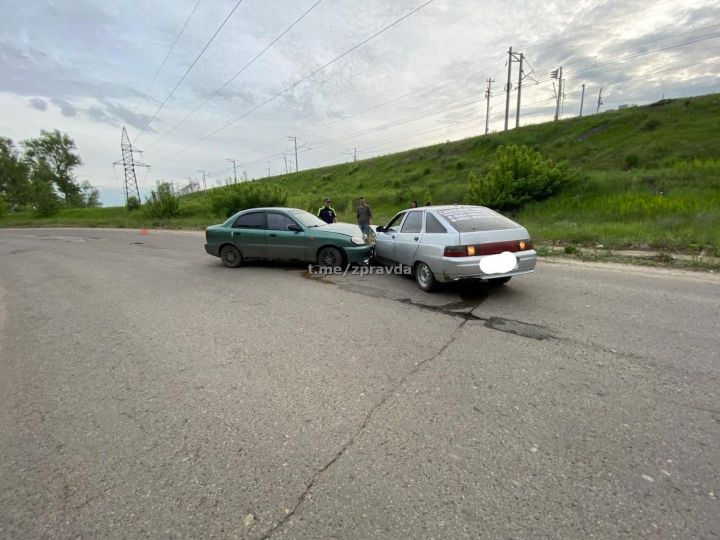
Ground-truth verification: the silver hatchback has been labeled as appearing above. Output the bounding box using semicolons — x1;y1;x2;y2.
374;205;537;291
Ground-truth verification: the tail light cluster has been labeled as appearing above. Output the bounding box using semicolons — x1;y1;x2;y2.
443;239;533;257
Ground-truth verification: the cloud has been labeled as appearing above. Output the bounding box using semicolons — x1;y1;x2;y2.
102;101;155;132
86;106;118;126
29;97;47;111
51;98;77;117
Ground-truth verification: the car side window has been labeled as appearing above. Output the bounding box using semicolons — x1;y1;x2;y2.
425;213;448;234
385;212;406;233
267;213;298;231
233;212;265;229
401;211;423;233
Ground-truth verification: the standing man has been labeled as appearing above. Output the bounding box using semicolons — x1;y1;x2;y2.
317;198;337;224
356;196;372;238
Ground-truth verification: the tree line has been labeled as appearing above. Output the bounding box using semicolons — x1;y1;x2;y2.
0;129;100;217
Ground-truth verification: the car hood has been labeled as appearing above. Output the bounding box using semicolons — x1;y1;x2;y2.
316;222;363;237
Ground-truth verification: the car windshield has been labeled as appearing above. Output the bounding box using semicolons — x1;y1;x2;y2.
289;209;326;228
438;207;519;232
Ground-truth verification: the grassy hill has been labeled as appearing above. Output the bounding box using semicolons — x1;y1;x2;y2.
3;93;720;255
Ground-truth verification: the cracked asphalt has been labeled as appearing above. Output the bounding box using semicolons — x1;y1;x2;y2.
0;228;718;538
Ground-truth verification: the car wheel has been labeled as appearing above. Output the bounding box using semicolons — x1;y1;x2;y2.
220;245;243;268
318;246;343;268
488;276;512;285
415;261;437;292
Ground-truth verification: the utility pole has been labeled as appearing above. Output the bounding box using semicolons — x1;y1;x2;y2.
243;170;248;182
266;162;271;178
342;148;358;162
287;136;307;173
596;86;604;114
198;170;209;190
579;84;586;116
504;47;513;131
282;153;289;174
515;52;524;129
484;78;494;135
226;159;237;183
551;66;563;121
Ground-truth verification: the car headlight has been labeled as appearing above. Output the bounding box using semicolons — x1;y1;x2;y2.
351;236;365;245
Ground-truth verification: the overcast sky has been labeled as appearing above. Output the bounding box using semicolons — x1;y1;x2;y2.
1;0;718;206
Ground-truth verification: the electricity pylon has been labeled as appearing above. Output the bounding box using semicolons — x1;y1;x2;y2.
114;127;149;205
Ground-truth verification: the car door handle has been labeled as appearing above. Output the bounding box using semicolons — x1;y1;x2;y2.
269;233;277;237
414;237;419;241
390;235;395;239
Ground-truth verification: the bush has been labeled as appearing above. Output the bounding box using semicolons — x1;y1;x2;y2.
126;196;141;210
641;116;661;131
625;153;640;169
31;180;60;217
144;182;180;219
209;182;288;218
466;144;578;211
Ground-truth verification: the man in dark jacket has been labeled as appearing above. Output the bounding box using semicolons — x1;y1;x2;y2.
317;198;337;224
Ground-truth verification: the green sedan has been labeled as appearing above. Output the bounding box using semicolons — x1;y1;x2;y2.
204;207;372;268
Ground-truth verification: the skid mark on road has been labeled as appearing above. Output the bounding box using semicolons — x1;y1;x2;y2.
484;317;553;340
305;271;555;340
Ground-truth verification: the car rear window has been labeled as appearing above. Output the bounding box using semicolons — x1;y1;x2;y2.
233;212;265;229
438;207;518;232
425;213;447;234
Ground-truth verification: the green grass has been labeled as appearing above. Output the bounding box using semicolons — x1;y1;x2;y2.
518;165;720;254
3;93;720;255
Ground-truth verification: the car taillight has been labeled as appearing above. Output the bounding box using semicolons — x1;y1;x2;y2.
443;245;468;257
444;240;533;257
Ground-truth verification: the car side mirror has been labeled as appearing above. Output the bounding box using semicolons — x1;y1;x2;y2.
376;225;385;233
287;224;302;232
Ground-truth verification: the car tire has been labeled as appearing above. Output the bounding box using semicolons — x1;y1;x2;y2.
318;246;343;268
415;261;437;292
220;245;243;268
488;276;512;285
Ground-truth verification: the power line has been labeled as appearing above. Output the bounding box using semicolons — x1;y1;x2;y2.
529;30;720;89
132;0;203;115
253;45;720;171
133;0;245;143
176;22;719;181
303;22;720;142
150;0;437;166
143;0;324;151
170;19;720;178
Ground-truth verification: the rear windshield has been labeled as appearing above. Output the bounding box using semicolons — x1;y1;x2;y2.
438;207;519;232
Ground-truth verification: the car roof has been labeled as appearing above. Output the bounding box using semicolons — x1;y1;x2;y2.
238;207;303;212
423;205;483;210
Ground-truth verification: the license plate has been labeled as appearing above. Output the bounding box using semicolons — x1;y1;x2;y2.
479;252;517;274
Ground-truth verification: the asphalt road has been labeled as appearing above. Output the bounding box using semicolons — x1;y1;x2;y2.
0;228;718;539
